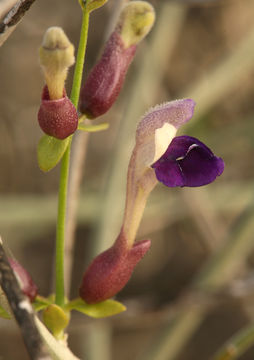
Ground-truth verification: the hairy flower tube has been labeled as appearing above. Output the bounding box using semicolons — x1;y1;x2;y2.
79;1;155;118
39;27;75;100
9;258;38;302
80;99;224;303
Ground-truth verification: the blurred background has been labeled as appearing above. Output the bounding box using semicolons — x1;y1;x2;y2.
1;0;254;359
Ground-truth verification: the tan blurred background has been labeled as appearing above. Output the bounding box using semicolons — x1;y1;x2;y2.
1;0;254;359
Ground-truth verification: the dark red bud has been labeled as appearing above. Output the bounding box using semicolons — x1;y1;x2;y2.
8;258;38;302
38;86;78;139
79;237;151;304
79;31;136;118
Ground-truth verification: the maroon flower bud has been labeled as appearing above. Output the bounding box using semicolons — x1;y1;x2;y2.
8;258;38;302
79;232;151;304
79;32;136;118
38;86;78;139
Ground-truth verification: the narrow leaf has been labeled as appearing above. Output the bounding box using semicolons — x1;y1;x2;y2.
66;298;126;318
37;135;70;172
87;0;108;13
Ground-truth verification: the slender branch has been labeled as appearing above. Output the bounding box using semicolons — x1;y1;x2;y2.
55;143;72;307
0;0;36;47
70;10;89;108
0;237;51;360
34;317;80;360
55;8;90;306
63;10;91;295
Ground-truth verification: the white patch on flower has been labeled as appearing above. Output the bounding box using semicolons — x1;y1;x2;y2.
176;143;199;161
187;143;199;153
19;299;33;313
153;123;176;164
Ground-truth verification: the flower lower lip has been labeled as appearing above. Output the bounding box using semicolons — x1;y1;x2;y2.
152;135;224;188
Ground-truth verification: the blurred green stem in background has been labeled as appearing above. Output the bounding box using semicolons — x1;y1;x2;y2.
139;17;254;360
55;7;90;307
139;205;254;360
212;321;254;360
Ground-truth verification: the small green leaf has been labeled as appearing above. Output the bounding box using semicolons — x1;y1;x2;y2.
43;304;70;338
0;305;11;319
87;0;108;13
66;298;126;318
78;122;109;133
37;135;70;172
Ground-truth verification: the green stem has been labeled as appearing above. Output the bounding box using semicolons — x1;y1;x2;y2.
55;8;90;307
55;143;71;306
70;10;89;107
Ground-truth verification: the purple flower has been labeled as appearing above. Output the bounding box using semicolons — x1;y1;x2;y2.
79;98;224;304
152;135;224;187
130;99;224;189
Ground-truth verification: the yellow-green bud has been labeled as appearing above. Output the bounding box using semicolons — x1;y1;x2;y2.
117;1;155;48
39;27;75;100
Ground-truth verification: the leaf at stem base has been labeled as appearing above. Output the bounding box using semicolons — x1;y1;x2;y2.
66;297;126;318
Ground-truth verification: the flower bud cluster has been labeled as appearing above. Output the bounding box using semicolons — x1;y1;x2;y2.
37;2;155;138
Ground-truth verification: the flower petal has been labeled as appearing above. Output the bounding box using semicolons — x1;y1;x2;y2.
135;99;196;166
152;135;224;187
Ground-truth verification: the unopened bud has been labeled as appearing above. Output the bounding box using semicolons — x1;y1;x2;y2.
38;86;78;139
39;27;75;100
79;31;136;118
79;1;155;118
9;258;38;302
79;232;151;304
